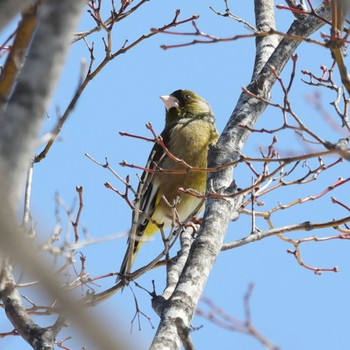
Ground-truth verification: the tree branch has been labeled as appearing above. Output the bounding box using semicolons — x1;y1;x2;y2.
0;1;131;349
150;3;332;349
0;4;40;110
0;0;37;31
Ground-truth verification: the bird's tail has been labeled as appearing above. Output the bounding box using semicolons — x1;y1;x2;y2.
117;221;159;284
117;240;137;284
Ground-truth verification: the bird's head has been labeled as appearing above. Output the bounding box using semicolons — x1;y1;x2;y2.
160;89;214;126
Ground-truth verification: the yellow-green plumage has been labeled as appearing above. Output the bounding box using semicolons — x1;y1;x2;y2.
118;89;219;279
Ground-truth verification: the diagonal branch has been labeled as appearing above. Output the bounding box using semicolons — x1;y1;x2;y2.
0;0;37;31
0;4;40;111
0;1;130;349
150;2;332;349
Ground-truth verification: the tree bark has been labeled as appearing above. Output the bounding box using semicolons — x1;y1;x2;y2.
0;2;129;350
150;2;332;349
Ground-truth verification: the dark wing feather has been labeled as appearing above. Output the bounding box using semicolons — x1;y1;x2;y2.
118;127;171;278
133;127;171;242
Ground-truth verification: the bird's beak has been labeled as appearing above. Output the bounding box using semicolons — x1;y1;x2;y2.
160;95;179;111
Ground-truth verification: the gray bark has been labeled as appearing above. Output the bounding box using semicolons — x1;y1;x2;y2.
150;2;332;349
0;0;37;31
0;1;129;349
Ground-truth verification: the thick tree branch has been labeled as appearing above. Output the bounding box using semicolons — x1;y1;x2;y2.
0;210;130;350
252;0;278;79
0;0;85;208
0;1;131;349
151;3;332;349
0;0;37;31
1;266;60;350
0;4;40;110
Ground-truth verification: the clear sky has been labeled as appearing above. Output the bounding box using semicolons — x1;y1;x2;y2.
2;1;350;349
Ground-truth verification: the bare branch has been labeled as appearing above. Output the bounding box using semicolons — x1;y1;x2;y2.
151;3;332;348
0;4;40;110
0;0;37;31
222;215;350;251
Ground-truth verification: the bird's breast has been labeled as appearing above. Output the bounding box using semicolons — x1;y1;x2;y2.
167;119;217;168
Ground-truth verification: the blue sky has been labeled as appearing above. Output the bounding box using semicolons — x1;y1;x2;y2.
2;1;350;349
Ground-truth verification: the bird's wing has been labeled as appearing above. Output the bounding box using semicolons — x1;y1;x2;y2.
133;129;170;241
118;128;170;278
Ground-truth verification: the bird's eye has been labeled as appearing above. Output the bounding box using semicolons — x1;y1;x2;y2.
184;94;192;100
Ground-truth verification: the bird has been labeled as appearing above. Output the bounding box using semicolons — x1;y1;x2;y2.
118;89;219;281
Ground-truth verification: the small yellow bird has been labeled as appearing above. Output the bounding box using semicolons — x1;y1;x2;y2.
118;89;219;279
